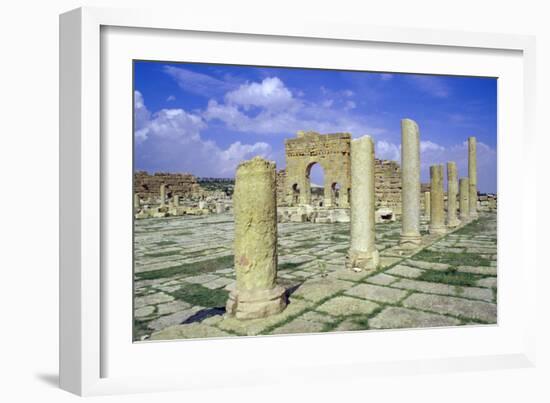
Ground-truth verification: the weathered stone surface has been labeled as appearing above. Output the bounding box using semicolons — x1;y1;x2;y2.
202;277;234;290
135;292;174;309
148;306;204;331
468;137;478;218
392;278;493;301
347;135;380;270
317;296;379;316
365;273;398;286
429;164;446;234
400;119;422;248
369;307;461;329
184;274;219;284
334;318;364;332
150;323;233;340
271;318;326;335
402;293;496;322
156;300;192;315
345;283;408;304
386;264;424;278
459;177;470;221
476;277;497;288
446;162;461;228
135;306;155;318
457;266;497;276
226;157;287;319
405;259;450;271
292;278;352;302
219;298;308;336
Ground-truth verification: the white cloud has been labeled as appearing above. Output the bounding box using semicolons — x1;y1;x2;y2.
166;95;176;102
134;91;272;176
420;140;445;153
342;89;354;97
376;140;401;161
225;77;298;111
322;99;334;108
380;73;394;81
344;100;356;110
163;65;232;97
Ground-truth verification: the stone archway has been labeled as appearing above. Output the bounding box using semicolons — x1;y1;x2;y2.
285;131;351;207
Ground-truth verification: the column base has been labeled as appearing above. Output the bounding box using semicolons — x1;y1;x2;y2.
346;248;380;271
399;233;422;249
429;224;447;234
225;285;287;320
447;218;461;228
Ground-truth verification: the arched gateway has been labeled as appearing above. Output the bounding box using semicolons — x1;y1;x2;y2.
285;131;351;207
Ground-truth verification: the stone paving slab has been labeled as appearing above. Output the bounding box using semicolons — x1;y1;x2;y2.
345;283;408;304
291;278;352;302
316;296;379;316
365;273;398;286
402;293;497;323
369;307;461;329
391;278;493;301
386;264;424;278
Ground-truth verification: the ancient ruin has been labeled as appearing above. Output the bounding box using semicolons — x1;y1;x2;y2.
225;157;287;319
468;137;479;219
446;162;461;228
399;119;422;248
429;164;446;234
347;136;380;271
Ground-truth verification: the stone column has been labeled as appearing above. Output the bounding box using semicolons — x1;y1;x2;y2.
159;183;166;207
399;119;422;248
133;193;140;214
429;164;446;234
226;157;286;320
347;135;380;271
459;177;470;221
424;191;431;220
173;195;180;207
446;162;461;227
216;202;224;214
468;137;478;218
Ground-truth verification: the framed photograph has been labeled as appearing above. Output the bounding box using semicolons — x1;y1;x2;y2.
60;6;537;396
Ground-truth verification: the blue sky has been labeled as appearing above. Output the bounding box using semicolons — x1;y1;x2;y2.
134;61;497;193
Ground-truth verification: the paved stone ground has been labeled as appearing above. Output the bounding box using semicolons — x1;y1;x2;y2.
134;212;497;341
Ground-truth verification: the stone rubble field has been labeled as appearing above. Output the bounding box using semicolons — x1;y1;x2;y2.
133;212;497;341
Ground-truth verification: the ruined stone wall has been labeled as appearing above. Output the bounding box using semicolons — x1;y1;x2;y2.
284;131;352;207
276;169;287;205
134;171;202;201
374;159;402;214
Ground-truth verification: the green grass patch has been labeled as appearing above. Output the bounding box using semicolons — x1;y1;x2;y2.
135;254;234;280
412;249;491;266
155;240;178;247
170;283;229;308
144;250;181;258
279;261;310;271
417;269;484;287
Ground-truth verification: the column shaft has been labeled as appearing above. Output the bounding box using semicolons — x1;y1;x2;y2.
429;165;446;234
424;191;431;220
226;157;286;319
399;119;422;247
347;135;379;270
468;137;478;218
446;161;460;227
459;177;470;221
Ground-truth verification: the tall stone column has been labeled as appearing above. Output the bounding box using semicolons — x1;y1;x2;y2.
424;191;431;220
459;177;470;221
446;162;461;227
226;157;287;320
347;135;379;271
173;195;180;207
429;164;446;234
159;183;166;207
468;137;478;219
399;119;422;248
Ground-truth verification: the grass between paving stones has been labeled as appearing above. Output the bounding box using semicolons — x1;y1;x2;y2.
453;217;487;236
135;254;234;280
416;268;486;287
412;249;491;267
133;319;151;341
144;250;182;258
170;283;229;308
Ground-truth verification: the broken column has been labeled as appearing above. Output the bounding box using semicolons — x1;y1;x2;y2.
159;183;166;207
347;135;380;271
429;164;446;234
424;191;431;220
468;136;478;219
446;161;461;227
399;119;422;248
173;195;180;207
459;177;470;221
226;157;287;320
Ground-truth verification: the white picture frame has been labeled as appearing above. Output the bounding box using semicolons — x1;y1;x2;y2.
59;6;537;396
